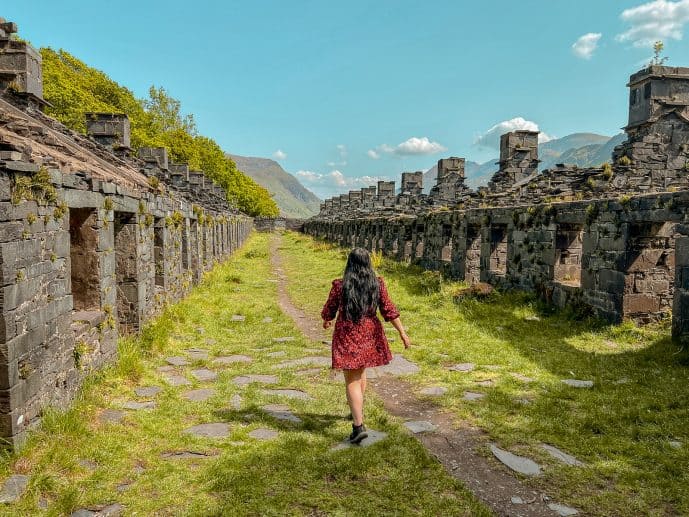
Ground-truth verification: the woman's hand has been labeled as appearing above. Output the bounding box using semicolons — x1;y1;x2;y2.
400;332;411;349
323;320;333;329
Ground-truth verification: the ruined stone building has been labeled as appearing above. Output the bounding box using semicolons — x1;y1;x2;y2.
308;64;689;342
0;18;252;445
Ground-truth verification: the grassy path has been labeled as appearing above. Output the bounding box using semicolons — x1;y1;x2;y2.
0;232;487;516
278;232;689;517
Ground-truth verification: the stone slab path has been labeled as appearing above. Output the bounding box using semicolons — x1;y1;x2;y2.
134;386;161;397
213;355;252;365
0;475;28;503
331;429;388;451
269;234;566;517
183;423;230;439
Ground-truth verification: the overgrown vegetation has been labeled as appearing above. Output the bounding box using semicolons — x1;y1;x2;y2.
40;48;278;217
11;167;57;206
279;232;689;516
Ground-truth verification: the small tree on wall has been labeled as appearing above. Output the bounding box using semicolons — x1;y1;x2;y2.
650;41;669;66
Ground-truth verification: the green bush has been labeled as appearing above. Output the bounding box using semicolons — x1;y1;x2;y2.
40;48;278;217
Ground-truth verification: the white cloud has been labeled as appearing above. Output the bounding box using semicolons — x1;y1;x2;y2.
369;137;447;157
294;170;321;182
295;169;390;197
336;144;347;157
394;136;447;155
616;0;689;48
273;149;287;160
474;117;554;150
572;33;602;59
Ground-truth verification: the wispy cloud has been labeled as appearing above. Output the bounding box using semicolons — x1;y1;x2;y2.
475;117;553;150
273;149;287;160
367;136;446;158
616;0;689;48
326;144;348;167
295;169;389;197
572;32;602;59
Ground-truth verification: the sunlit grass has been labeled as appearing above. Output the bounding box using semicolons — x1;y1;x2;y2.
0;232;487;516
279;231;689;517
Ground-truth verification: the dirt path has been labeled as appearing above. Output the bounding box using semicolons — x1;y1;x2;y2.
269;234;563;517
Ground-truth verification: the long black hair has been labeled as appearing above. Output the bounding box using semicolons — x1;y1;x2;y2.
341;248;379;323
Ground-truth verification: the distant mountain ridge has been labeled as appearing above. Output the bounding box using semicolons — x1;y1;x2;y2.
229;154;321;218
423;132;627;190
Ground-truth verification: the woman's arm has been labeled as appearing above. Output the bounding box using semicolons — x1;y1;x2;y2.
321;280;341;329
389;317;411;349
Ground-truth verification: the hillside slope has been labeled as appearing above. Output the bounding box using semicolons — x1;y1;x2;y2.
229;155;321;218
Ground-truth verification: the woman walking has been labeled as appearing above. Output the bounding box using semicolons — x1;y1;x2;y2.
321;248;411;444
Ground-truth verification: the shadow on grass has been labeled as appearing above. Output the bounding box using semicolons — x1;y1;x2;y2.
211;405;347;438
280;233;689;513
200;406;489;517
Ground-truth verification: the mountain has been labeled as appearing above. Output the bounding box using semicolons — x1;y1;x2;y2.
423;132;627;190
538;133;623;171
229;155;321;218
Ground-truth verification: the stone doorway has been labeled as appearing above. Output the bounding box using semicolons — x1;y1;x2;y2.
441;224;453;262
181;219;190;270
415;225;425;259
114;212;139;333
465;225;482;283
69;208;100;312
554;224;583;287
623;221;677;322
154;218;164;288
489;225;508;275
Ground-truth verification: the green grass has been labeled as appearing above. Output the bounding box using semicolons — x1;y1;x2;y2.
278;231;689;517
0;232;487;516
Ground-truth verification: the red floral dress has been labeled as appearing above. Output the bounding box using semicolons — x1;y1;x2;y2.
321;277;400;370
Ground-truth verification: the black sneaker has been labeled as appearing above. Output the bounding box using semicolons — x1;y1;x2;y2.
348;424;368;444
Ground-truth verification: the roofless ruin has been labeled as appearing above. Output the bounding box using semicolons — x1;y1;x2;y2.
0;17;251;446
306;64;689;335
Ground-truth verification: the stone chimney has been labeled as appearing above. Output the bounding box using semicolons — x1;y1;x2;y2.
376;181;395;206
188;171;205;196
0;18;44;103
612;65;689;192
339;194;350;212
488;130;539;191
361;186;376;208
401;171;423;196
85;113;131;155
437;157;465;183
348;190;363;209
138;147;169;170
430;157;468;203
626;65;689;131
169;163;189;189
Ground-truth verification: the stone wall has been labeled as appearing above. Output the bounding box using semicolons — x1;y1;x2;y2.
0;17;253;446
306;65;689;341
254;217;305;232
306;192;688;326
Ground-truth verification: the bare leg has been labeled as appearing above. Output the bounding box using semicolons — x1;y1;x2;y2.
343;368;365;426
361;369;367;395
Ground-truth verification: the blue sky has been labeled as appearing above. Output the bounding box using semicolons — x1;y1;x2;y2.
6;1;689;198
